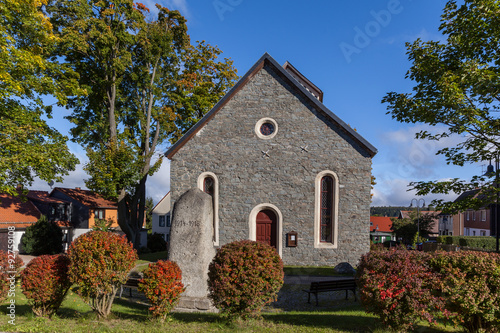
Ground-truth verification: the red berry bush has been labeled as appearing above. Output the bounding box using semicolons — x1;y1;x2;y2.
138;260;185;321
0;251;24;302
207;240;284;319
20;254;71;317
68;231;138;318
357;249;445;331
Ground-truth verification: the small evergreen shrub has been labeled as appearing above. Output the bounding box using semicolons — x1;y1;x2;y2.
147;233;167;253
138;260;185;321
20;254;71;317
207;240;284;319
357;249;445;331
21;215;63;255
0;251;24;302
429;251;500;332
68;231;137;318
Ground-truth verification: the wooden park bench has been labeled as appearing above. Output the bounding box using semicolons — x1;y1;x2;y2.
119;277;141;298
303;278;357;306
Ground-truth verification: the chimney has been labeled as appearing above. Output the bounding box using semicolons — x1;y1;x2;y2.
75;187;81;190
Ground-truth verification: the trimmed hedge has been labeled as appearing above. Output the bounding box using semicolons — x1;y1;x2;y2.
138;260;185;321
208;240;284;319
68;231;138;318
437;236;497;250
358;249;500;332
20;254;71;317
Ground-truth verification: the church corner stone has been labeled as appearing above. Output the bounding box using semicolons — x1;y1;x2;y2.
168;188;216;311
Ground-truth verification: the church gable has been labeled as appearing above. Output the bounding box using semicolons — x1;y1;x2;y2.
167;53;376;267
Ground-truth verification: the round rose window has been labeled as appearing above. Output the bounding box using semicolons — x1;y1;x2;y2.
260;122;275;136
255;118;278;139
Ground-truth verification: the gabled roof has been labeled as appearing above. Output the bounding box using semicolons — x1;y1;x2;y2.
370;216;393;233
152;192;170;212
399;210;441;219
165;52;377;159
27;190;69;204
52;187;117;209
0;193;40;228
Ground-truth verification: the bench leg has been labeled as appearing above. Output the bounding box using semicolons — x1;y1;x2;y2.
307;292;311;304
315;292;319;306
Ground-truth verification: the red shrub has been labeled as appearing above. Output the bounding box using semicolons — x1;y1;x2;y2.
0;251;24;302
207;240;284;319
429;251;500;332
20;254;71;317
138;260;185;320
68;231;137;318
357;249;444;331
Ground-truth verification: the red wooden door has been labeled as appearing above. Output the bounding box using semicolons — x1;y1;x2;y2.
256;209;277;248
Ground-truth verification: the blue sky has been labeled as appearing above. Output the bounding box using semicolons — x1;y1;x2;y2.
33;0;483;207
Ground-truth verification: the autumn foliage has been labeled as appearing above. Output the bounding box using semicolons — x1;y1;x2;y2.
68;231;137;318
357;249;500;332
138;260;185;320
207;240;284;319
20;254;71;317
0;250;24;302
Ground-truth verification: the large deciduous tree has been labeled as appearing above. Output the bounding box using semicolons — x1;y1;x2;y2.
0;0;81;196
47;0;238;245
383;0;500;213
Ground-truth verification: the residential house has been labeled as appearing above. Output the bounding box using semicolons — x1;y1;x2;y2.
0;193;41;252
369;216;394;244
151;192;171;242
399;210;440;239
438;189;492;237
166;53;377;266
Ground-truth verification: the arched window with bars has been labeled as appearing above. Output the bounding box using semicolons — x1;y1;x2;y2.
314;171;339;248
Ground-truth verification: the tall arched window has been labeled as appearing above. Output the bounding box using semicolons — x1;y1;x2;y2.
320;176;333;242
314;170;339;248
197;172;219;246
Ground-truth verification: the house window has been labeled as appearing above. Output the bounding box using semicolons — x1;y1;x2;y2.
466;211;470;221
314;170;339;248
95;209;105;220
159;215;166;227
166;214;171;227
198;172;219;246
473;212;476;221
481;210;486;221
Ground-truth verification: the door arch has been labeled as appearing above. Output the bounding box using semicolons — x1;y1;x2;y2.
249;203;283;257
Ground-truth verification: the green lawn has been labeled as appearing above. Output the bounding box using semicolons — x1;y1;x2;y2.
0;283;460;333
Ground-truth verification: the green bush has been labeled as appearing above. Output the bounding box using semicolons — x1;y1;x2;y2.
207;240;284;319
357;249;444;331
68;231;138;318
0;250;24;302
21;215;63;255
20;254;71;317
138;260;185;321
429;251;500;332
458;236;496;250
147;233;167;253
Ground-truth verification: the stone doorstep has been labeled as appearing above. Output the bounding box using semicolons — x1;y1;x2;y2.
174;296;218;313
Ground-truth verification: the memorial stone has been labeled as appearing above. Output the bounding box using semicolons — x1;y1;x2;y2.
168;188;216;311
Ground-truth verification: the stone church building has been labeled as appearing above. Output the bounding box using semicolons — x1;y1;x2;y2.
165;53;377;266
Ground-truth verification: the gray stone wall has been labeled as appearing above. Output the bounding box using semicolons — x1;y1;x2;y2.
169;63;372;267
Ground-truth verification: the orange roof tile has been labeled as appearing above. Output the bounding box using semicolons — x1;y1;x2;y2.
53;187;117;209
27;190;68;204
370;216;393;233
0;193;41;228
